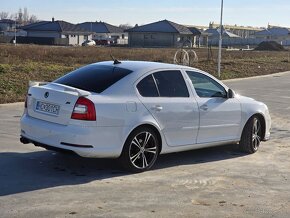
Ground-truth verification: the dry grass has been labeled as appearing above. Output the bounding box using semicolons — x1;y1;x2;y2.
0;44;289;103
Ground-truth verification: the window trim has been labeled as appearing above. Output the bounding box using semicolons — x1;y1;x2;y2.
135;69;190;98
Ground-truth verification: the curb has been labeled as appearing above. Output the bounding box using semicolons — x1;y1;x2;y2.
223;71;290;82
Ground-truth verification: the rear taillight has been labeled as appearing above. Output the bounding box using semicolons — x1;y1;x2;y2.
71;97;96;121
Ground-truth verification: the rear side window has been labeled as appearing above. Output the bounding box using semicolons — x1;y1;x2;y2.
154;71;189;97
54;65;132;93
137;74;159;97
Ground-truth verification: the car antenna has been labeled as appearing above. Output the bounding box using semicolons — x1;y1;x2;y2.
110;54;121;65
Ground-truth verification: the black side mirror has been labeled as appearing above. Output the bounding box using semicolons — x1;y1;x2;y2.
227;89;235;98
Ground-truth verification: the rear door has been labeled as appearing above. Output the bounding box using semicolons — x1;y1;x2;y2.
136;70;199;147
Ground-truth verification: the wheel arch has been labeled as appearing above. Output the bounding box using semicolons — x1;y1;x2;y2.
242;113;266;140
123;123;163;154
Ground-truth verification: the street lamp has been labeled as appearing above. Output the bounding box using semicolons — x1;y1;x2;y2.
217;0;224;77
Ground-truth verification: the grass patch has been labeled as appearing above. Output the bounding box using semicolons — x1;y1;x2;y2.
0;44;289;103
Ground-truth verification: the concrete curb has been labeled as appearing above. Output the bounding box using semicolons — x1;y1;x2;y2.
223;71;290;82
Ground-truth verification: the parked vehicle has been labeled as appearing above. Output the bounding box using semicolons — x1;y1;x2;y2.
20;61;271;172
81;40;96;46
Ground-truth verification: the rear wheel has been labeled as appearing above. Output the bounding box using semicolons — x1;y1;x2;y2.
239;116;262;153
120;127;160;173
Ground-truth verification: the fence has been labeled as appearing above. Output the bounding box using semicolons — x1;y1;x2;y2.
0;36;69;45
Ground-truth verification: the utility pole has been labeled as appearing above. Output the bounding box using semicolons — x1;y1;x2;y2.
217;0;224;77
14;14;17;46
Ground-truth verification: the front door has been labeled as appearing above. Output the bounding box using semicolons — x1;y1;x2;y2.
186;71;241;144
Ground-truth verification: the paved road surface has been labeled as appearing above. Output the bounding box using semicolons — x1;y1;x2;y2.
0;72;289;218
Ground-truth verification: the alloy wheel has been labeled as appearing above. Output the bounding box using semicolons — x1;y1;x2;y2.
129;131;158;170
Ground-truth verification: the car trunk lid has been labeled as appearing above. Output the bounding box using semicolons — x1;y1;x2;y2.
27;83;91;125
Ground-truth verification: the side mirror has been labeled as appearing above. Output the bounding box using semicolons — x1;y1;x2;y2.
227;89;235;98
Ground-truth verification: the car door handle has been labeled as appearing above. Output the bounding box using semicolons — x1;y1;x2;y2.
152;105;163;111
200;104;208;111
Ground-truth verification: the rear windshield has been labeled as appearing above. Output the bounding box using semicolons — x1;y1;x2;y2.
54;64;132;93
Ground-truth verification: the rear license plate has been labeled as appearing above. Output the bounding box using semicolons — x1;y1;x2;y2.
36;101;60;115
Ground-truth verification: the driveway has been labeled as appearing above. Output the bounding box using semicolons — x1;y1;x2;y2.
0;72;289;218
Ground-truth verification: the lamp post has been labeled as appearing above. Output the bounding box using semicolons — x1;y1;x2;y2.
217;0;224;78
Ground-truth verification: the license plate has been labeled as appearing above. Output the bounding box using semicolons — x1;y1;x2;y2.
36;101;60;115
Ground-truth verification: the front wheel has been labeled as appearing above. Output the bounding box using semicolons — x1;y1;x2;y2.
239;116;262;153
119;127;160;173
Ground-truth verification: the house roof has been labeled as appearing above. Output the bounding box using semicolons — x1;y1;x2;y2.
77;22;124;33
205;28;240;38
0;19;15;24
187;27;201;36
126;20;192;35
20;20;91;34
255;27;290;36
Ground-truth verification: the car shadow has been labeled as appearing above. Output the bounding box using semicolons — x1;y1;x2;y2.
0;144;246;196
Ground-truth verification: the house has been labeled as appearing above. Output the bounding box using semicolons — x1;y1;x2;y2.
77;22;127;45
126;20;194;47
20;18;92;45
254;26;290;44
0;19;26;37
204;28;240;46
207;22;261;38
0;19;17;32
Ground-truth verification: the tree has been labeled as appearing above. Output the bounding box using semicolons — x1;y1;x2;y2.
17;8;23;24
29;15;37;23
119;23;133;30
0;11;9;19
23;7;29;24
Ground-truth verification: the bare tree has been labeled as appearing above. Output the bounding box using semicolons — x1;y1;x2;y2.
29;15;38;23
0;11;9;19
119;23;133;30
23;7;29;24
18;8;23;24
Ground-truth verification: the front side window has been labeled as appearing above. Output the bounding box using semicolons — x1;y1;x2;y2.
186;71;226;98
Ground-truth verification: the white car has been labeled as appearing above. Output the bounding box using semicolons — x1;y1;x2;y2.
20;61;271;172
81;40;96;46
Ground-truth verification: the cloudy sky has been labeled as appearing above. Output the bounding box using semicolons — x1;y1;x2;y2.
2;0;290;27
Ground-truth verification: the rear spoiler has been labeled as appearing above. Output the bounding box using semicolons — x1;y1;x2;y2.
29;81;91;97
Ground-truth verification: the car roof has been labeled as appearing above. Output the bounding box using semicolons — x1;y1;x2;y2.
92;60;198;73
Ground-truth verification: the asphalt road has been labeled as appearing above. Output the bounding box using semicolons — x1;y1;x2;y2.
0;72;290;218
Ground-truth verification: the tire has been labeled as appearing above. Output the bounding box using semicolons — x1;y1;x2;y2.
239;116;262;153
119;127;160;173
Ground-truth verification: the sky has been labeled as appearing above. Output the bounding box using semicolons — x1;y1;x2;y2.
1;0;290;28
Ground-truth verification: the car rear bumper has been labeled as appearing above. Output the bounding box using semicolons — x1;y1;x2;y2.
20;114;124;158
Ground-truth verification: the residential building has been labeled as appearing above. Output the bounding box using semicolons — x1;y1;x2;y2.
126;20;194;48
20;18;92;45
77;22;127;44
254;25;290;44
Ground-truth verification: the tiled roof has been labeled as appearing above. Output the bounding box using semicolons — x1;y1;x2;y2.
187;27;201;35
77;22;124;33
126;20;192;34
20;20;90;34
0;19;15;24
255;27;290;36
205;28;240;38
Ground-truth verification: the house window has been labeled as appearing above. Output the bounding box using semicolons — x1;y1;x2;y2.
151;34;155;39
144;34;149;39
122;34;125;39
